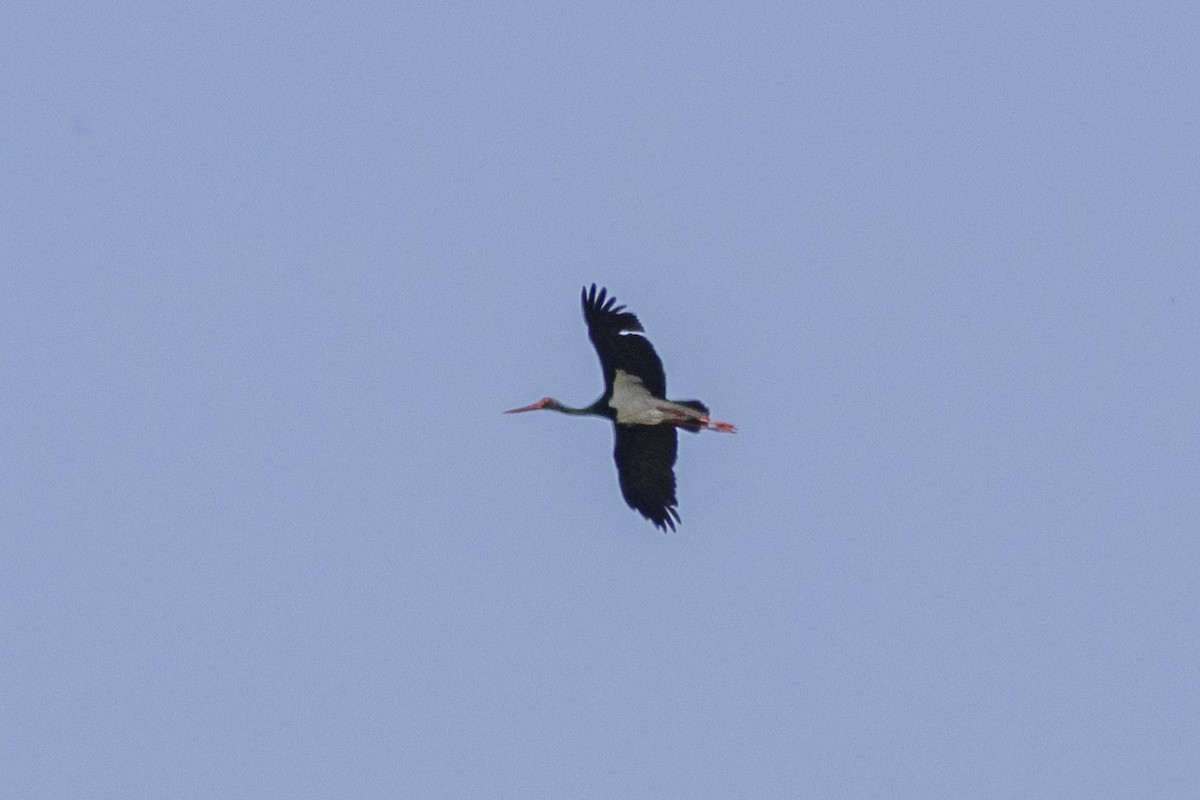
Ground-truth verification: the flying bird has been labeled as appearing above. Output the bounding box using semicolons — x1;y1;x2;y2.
505;284;735;531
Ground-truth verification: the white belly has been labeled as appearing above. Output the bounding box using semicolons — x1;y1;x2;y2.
608;370;666;425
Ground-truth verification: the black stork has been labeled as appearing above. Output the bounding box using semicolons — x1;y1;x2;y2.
505;284;735;531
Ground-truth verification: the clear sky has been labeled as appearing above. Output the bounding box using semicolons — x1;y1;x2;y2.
4;2;1198;797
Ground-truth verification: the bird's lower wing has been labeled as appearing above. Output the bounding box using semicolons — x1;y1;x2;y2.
613;424;680;532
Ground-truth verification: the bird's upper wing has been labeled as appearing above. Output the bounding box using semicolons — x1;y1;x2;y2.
582;284;667;398
613;423;681;532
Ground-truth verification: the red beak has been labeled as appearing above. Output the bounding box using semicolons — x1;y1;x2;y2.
503;400;546;414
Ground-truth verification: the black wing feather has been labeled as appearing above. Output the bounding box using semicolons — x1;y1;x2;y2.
582;284;667;398
613;424;681;532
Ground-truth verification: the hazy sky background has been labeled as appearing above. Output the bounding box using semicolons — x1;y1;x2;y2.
4;2;1198;797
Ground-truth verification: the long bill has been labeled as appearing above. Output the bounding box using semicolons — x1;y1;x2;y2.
503;398;551;414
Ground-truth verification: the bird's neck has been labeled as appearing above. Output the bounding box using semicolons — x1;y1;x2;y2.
550;398;608;417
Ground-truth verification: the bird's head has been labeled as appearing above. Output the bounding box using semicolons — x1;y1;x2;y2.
503;397;558;414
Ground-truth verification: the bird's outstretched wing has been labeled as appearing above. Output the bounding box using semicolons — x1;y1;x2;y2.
613;423;681;532
582;284;667;398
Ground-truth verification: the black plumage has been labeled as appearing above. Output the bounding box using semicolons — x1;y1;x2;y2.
505;284;735;531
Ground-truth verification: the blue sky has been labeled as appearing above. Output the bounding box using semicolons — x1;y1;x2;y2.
4;2;1198;797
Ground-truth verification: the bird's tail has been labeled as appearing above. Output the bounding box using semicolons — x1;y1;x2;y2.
674;400;710;433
